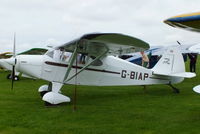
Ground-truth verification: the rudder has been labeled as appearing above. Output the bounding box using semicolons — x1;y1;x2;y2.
152;47;185;75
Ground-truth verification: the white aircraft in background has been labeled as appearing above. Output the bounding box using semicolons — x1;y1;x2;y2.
164;12;200;94
0;47;48;80
122;42;198;68
3;33;195;105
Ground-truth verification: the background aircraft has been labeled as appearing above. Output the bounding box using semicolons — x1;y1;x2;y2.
164;12;200;32
0;48;48;80
164;12;200;93
0;52;12;59
120;43;196;68
0;52;12;70
3;33;195;105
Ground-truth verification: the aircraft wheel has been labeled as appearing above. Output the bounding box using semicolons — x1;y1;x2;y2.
44;101;66;107
40;91;49;97
14;76;20;81
7;74;11;79
38;85;49;97
7;74;19;81
44;101;56;107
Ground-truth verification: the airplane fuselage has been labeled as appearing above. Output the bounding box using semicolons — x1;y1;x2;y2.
15;54;183;86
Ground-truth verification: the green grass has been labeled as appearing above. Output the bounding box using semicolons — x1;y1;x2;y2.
0;60;200;134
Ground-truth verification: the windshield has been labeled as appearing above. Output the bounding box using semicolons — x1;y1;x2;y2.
45;48;102;66
46;49;72;62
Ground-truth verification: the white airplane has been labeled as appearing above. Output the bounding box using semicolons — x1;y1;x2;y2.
3;33;196;105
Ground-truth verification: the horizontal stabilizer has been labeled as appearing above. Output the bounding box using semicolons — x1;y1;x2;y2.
193;85;200;94
153;72;196;78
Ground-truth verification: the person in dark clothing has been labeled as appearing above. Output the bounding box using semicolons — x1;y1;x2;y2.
79;54;86;64
182;53;187;62
188;53;198;72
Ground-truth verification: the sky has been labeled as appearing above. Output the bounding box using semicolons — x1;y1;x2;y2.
0;0;200;53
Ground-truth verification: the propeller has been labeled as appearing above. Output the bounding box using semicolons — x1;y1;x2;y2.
11;33;16;90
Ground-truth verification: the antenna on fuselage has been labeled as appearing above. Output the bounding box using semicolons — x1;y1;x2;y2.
177;41;181;45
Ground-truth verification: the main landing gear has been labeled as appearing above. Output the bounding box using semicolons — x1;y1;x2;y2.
7;74;19;81
38;82;70;106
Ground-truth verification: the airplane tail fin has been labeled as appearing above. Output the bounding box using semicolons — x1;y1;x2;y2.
152;47;195;78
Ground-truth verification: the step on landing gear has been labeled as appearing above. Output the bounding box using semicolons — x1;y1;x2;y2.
38;82;70;106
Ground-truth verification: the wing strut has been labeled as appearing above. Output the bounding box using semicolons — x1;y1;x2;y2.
62;42;78;82
63;45;109;83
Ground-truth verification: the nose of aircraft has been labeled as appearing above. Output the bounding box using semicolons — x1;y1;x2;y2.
4;57;16;66
0;59;4;68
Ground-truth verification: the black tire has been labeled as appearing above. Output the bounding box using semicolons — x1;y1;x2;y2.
40;91;49;97
7;74;11;79
14;76;19;81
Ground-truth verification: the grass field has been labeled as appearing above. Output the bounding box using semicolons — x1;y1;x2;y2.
0;60;200;134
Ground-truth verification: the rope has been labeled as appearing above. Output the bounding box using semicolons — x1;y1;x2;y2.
73;50;78;111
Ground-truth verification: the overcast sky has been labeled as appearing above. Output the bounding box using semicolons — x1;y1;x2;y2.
0;0;200;53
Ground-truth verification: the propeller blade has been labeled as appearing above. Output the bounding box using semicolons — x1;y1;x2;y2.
11;33;16;90
11;65;15;90
13;33;16;57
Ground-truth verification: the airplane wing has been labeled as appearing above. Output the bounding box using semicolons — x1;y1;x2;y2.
56;33;149;83
0;52;12;56
164;12;200;32
0;52;12;59
56;33;150;57
193;85;200;94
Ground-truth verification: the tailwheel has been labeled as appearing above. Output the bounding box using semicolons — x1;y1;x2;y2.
168;84;180;93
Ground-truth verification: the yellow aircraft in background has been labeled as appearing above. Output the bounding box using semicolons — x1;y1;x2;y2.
0;52;12;59
164;12;200;32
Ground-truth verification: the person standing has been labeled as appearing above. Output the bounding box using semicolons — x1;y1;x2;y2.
188;53;198;72
140;51;149;68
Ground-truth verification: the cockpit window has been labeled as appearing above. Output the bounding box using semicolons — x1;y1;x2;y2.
46;50;54;58
46;48;102;66
47;48;72;62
